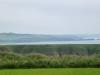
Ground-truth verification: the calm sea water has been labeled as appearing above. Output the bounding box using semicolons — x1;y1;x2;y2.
0;40;100;45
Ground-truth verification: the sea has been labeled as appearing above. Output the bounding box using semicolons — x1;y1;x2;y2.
0;40;100;45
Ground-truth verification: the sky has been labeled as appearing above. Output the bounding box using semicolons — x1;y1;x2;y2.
0;0;100;34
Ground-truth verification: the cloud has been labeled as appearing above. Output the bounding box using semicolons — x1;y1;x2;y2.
0;0;99;34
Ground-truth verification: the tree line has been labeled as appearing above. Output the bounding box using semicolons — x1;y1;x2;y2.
0;44;100;68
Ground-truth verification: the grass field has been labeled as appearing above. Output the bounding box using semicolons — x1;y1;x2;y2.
0;68;100;75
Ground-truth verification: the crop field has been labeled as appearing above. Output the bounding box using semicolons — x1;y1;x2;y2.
0;68;100;75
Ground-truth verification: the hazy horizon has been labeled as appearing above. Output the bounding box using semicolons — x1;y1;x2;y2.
0;32;100;35
0;0;99;34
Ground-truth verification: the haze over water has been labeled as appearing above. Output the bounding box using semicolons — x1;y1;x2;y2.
0;40;100;45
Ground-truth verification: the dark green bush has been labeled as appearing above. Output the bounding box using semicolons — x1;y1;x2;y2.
0;45;100;68
0;53;100;69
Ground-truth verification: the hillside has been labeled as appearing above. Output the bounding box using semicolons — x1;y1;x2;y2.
0;44;100;56
0;33;100;43
0;44;100;68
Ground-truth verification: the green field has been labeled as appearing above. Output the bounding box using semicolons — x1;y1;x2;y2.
0;68;100;75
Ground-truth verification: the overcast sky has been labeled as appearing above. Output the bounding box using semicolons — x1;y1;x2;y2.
0;0;99;34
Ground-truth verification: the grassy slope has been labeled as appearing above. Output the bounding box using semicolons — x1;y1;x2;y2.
0;68;100;75
1;44;100;55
